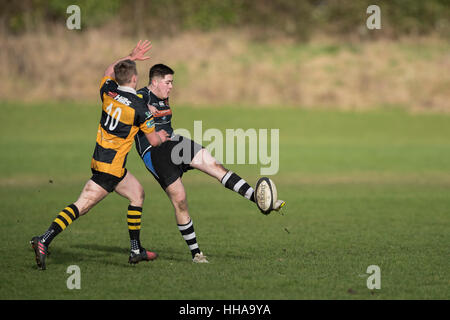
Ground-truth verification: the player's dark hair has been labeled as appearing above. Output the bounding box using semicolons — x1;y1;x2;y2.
149;64;174;85
114;59;137;85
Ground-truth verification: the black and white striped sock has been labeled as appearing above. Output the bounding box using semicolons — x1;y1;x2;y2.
220;170;255;202
177;219;201;258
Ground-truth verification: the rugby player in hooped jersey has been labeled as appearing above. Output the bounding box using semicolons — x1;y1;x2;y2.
30;40;171;270
135;64;286;263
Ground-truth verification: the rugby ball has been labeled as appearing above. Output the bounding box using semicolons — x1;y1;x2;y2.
255;177;278;215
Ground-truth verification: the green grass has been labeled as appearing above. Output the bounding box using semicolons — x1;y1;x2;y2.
0;102;449;299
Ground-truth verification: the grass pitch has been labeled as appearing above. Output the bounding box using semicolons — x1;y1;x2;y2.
0;102;449;299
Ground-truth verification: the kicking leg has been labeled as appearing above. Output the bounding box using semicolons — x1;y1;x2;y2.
190;148;285;212
190;148;255;202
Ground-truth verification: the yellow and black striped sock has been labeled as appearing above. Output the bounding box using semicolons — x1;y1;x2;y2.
127;205;142;253
40;204;79;247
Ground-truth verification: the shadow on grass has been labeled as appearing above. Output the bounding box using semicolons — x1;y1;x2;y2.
153;245;253;263
37;244;130;268
71;243;128;255
73;244;192;262
31;243;252;269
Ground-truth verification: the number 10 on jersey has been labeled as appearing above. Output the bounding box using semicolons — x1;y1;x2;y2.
104;103;122;131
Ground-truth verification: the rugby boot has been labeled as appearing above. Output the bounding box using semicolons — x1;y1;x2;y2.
128;247;158;264
30;236;48;270
192;252;209;263
273;200;286;212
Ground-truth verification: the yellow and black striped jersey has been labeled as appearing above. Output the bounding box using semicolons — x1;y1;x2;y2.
91;76;155;178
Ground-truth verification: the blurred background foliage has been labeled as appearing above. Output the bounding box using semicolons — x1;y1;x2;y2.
2;0;449;40
1;0;448;110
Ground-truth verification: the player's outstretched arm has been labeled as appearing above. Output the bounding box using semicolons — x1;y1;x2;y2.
145;129;170;147
104;40;152;78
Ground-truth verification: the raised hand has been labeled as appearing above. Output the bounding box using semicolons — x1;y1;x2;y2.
130;40;152;61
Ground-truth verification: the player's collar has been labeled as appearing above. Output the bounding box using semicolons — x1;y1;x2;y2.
117;85;137;95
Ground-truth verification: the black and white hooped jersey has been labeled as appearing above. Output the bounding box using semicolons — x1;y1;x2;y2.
135;87;173;157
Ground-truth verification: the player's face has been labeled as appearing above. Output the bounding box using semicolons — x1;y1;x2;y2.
153;74;173;99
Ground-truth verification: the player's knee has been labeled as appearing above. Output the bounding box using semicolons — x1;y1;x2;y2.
174;195;188;212
217;163;227;173
211;163;227;181
137;188;145;205
140;187;145;201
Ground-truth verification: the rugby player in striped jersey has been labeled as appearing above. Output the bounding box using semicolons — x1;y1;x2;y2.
135;64;285;263
30;41;170;270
